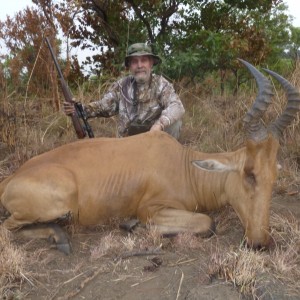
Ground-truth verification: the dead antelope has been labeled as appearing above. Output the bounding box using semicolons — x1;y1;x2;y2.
0;60;299;254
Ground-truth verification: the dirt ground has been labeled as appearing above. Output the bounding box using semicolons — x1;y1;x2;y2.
2;191;299;300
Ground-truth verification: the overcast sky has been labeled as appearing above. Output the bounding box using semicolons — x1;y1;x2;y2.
285;0;300;26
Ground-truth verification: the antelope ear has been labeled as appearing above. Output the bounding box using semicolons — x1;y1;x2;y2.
192;160;234;172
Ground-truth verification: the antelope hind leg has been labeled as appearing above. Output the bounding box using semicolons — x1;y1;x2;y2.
3;217;72;255
149;208;216;238
20;223;72;255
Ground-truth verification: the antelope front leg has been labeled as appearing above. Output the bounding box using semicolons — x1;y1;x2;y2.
148;208;215;238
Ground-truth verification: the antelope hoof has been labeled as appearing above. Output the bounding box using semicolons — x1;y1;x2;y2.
119;218;140;232
47;223;72;255
57;242;72;255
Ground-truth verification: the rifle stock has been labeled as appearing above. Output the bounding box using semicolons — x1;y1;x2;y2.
59;77;86;139
45;37;94;139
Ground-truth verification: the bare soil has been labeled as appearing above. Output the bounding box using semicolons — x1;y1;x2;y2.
2;192;299;300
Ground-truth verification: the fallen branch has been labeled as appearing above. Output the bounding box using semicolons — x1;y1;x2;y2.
57;268;103;300
167;258;198;267
115;247;164;260
131;275;160;287
176;270;184;300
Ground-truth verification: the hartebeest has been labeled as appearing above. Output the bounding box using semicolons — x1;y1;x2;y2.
0;60;299;254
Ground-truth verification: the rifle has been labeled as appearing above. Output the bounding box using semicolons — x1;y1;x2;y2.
45;37;94;138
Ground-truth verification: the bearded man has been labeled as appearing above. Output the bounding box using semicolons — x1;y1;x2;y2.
64;43;185;139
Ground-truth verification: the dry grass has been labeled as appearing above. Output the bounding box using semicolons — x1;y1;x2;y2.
0;227;32;298
90;232;123;260
209;245;266;296
207;211;300;298
172;232;205;250
269;213;300;293
90;223;163;262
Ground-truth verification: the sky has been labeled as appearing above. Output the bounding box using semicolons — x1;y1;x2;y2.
285;0;300;27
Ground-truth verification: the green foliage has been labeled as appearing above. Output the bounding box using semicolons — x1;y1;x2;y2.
49;0;295;81
270;58;294;77
287;26;300;62
0;0;298;93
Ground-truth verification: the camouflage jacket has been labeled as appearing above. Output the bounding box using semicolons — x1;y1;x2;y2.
84;74;185;137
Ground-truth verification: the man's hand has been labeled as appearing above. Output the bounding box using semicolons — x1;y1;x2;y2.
63;100;76;115
150;123;163;132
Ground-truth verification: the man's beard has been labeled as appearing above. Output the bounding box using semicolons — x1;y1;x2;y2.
133;69;151;84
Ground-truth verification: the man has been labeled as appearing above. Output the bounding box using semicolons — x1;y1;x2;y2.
64;43;185;139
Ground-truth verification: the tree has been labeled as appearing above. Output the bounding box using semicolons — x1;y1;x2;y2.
63;0;184;75
0;7;49;91
289;26;300;61
1;0;295;89
62;0;291;81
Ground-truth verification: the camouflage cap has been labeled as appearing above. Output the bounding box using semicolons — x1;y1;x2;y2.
125;43;161;67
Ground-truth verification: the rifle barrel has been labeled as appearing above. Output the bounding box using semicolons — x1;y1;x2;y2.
45;37;94;139
45;37;64;79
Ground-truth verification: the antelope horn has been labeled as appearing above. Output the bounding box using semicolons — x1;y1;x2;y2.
262;68;300;140
238;59;274;142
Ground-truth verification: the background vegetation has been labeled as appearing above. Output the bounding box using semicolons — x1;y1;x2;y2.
0;0;299;145
1;0;300;95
